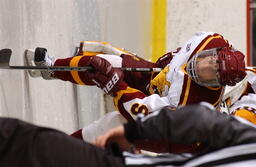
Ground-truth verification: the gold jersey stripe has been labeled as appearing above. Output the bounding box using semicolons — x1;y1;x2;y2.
113;87;141;108
81;41;110;45
206;86;222;91
246;68;256;73
181;77;192;105
212;86;225;107
234;109;256;124
82;51;102;56
198;35;222;52
113;47;133;55
70;56;86;85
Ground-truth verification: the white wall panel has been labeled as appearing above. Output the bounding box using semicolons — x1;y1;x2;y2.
0;0;102;133
167;0;246;54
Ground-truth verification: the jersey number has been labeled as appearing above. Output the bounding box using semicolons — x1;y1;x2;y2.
131;103;149;115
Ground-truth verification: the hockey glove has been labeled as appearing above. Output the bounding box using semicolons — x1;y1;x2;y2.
87;56;128;96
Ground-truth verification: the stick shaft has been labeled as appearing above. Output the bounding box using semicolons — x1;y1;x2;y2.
5;65;162;72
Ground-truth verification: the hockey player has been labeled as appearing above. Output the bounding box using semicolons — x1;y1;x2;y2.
31;32;246;152
32;32;246;118
1;103;256;166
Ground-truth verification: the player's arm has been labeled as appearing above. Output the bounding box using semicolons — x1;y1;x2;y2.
52;41;130;85
124;103;256;149
78;55;171;121
52;41;158;91
113;89;170;120
95;103;256;150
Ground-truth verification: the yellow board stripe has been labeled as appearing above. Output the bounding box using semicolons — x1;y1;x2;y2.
70;56;86;85
151;0;167;62
181;35;222;105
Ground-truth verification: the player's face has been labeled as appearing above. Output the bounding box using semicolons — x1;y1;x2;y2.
196;56;219;82
186;48;221;87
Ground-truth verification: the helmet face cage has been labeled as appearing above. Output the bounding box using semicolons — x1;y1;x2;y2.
186;48;221;87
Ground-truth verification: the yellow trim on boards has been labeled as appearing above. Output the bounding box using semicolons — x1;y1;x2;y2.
151;0;167;62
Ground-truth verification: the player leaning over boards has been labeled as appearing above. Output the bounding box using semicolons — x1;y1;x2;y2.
31;32;246;116
30;32;246;152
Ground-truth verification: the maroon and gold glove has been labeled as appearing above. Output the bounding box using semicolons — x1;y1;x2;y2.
87;56;128;96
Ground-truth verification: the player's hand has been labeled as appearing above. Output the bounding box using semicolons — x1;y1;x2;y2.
87;56;127;96
93;125;132;151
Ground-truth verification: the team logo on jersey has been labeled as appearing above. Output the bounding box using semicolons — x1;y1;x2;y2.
149;66;171;96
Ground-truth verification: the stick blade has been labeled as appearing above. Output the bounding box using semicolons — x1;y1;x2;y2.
0;49;12;68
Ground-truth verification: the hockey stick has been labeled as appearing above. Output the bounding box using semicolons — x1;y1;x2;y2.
0;49;162;72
